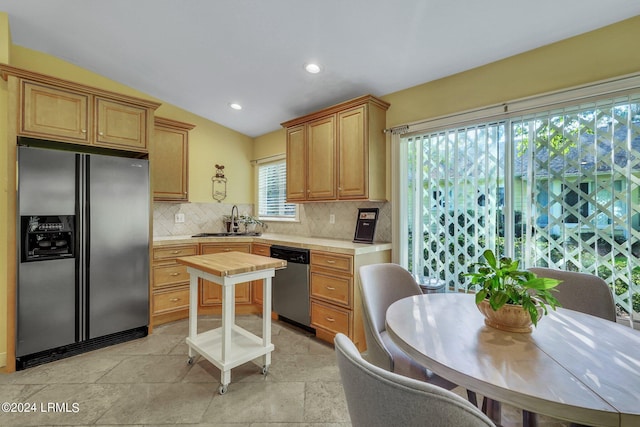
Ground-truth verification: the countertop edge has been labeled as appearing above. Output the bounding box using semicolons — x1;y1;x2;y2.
153;233;392;255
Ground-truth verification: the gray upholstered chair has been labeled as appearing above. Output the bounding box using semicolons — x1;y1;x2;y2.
358;263;479;403
334;333;496;427
524;267;617;427
358;263;450;386
528;267;616;321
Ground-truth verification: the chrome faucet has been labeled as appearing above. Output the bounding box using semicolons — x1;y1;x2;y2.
230;205;239;233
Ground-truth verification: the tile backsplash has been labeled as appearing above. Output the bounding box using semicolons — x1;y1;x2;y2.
153;201;391;243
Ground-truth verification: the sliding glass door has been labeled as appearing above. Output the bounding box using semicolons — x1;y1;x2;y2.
403;93;640;321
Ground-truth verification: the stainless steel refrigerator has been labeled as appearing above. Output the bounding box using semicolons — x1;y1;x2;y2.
17;144;149;369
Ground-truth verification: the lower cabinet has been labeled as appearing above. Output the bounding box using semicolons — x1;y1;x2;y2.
151;243;198;326
199;243;252;306
310;249;390;352
151;240;390;343
310;251;357;347
154;286;190;316
250;243;271;305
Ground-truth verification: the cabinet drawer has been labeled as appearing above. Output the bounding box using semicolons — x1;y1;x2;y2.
311;300;350;336
311;251;353;273
154;264;190;288
251;243;271;257
154;245;198;261
310;272;351;307
201;243;251;254
153;286;189;315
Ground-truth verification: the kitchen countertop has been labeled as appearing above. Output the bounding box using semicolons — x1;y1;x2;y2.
153;233;392;255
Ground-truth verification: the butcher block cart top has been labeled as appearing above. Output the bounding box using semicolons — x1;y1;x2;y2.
177;251;286;394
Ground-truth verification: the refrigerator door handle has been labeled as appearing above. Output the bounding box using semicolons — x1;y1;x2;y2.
77;154;87;341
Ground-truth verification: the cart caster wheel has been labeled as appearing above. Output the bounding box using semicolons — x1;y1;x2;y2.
218;384;228;395
187;356;194;365
261;365;269;375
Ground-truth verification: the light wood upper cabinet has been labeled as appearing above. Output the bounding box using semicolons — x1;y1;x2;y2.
281;95;389;202
152;117;195;202
1;65;160;154
307;115;337;200
94;97;148;150
285;125;307;202
21;81;91;143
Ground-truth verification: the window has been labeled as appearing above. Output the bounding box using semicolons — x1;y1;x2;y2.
562;182;590;223
257;159;297;221
399;86;640;322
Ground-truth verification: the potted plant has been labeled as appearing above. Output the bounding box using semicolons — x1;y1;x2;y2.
239;214;267;233
466;249;562;332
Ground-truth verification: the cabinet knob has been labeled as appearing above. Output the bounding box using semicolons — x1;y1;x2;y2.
81;129;87;133
326;286;336;291
326;259;336;264
170;272;180;277
171;250;182;254
169;297;180;302
325;317;335;322
99;131;104;136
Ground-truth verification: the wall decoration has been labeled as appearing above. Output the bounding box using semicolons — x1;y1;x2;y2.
212;164;227;202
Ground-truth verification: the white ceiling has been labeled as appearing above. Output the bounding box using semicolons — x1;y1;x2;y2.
1;1;639;137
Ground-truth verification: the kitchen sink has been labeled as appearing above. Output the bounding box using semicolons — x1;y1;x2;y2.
191;232;262;238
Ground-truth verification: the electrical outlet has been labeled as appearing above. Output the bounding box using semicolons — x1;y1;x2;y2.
175;213;185;223
329;214;335;224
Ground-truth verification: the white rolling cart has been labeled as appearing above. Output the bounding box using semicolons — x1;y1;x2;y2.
177;251;286;394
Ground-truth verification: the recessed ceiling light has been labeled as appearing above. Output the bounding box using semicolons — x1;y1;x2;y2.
229;103;242;110
304;63;321;74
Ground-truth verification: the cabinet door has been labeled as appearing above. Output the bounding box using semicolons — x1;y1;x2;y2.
338;105;367;199
251;243;271;305
307;115;336;200
153;123;189;201
200;243;252;305
286;125;307;202
95;97;148;151
20;81;90;143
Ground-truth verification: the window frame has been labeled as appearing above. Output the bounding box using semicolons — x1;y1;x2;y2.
255;156;299;223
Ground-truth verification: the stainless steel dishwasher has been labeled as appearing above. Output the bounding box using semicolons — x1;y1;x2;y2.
270;245;312;328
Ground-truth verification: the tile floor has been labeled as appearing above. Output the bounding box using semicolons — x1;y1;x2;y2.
0;315;568;426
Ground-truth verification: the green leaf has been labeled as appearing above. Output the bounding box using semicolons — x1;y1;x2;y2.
483;249;497;269
525;302;539;326
490;291;509;310
524;277;561;290
475;290;488;304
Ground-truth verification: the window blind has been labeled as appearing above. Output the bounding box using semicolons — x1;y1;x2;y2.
258;160;296;219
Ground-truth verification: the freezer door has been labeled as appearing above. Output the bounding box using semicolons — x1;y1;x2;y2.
87;154;149;338
18;146;76;215
17;258;76;356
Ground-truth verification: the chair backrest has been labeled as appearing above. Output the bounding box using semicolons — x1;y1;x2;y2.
334;333;495;427
358;263;423;369
528;267;616;322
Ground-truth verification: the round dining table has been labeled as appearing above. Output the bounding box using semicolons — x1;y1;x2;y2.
385;293;640;427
